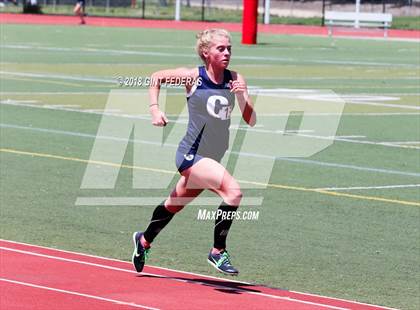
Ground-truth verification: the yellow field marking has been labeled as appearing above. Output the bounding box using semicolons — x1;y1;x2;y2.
394;145;420;149
1;147;419;207
0;148;172;175
240;180;420;207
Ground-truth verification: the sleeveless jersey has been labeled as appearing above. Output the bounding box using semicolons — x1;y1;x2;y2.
177;66;235;161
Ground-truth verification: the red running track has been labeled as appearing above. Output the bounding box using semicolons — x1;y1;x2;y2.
0;239;397;310
0;13;419;40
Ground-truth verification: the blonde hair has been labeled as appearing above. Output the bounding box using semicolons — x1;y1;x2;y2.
196;28;231;63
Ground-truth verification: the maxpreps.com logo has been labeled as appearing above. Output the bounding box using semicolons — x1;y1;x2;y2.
197;208;259;221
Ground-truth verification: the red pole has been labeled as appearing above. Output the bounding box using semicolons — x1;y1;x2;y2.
242;0;258;44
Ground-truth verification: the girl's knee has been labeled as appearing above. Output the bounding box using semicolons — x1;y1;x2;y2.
165;204;184;213
224;189;242;206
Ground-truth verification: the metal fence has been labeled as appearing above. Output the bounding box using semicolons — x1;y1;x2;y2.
1;0;419;20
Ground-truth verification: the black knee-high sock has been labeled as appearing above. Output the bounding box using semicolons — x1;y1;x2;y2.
213;202;238;250
143;202;175;243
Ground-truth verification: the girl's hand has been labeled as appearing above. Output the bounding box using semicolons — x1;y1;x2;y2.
151;108;169;127
229;80;246;95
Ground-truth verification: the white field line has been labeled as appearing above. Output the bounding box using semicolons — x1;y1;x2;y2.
0;92;110;95
333;135;366;139
380;142;420;148
2;100;419;117
0;278;160;310
85;108;122;113
264;93;419;110
4;40;417;50
382;141;420;145
312;33;420;43
0;239;248;285
233;112;420;116
288;289;399;310
3;98;420;152
0;246;348;310
1;44;417;68
343;101;420;110
43;104;81;108
123;44;195;49
2;70;420;111
234;127;420;150
85;44;110;47
0;123;176;146
0;239;399;310
342;93;420;96
275;157;420;178
0;71;116;84
1;122;419;178
75;197;263;206
250;76;420;81
0;101;180;123
119;44;340;51
2;91;420;97
0;99;39;103
2;71;420;110
0;93;420;117
315;184;420;191
4;98;420;116
296;133;420;150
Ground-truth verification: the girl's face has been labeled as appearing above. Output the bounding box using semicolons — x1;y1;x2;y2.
204;36;231;68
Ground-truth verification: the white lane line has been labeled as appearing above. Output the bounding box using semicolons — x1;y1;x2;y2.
75;197;263;206
0;238;248;285
275;157;420;178
0;71;115;84
380;142;420;148
345;101;420;110
0;123;177;147
332;135;366;139
85;109;122;113
1;123;419;178
315;184;420;191
2;101;420;116
0;92;109;95
0;247;347;309
0;278;160;310
340;95;401;102
2;101;419;151
296;133;420;150
1;44;417;67
250;76;420;81
289;290;399;310
43;104;81;108
123;44;194;49
0;101;158;121
382;141;420;145
4;99;420;116
0;239;398;310
0;99;39;104
1;71;419;111
2;91;420;97
266;93;419;110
